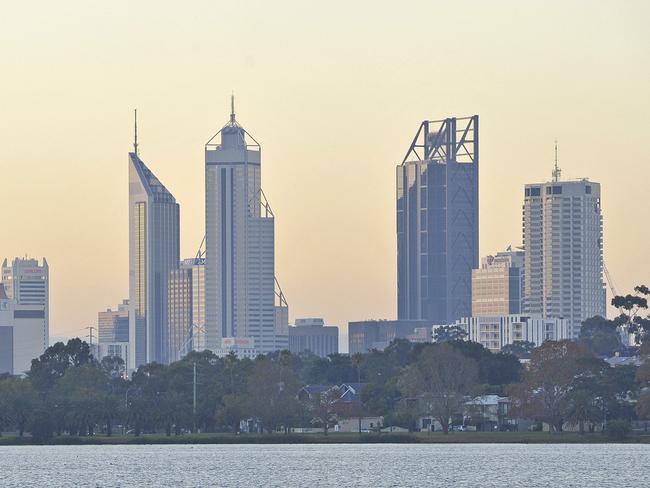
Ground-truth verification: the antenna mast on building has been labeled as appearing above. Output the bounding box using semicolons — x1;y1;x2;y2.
230;92;236;123
134;109;139;156
552;139;561;182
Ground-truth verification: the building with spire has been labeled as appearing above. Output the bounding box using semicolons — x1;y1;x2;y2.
128;111;180;369
522;145;606;338
204;97;288;356
397;116;479;325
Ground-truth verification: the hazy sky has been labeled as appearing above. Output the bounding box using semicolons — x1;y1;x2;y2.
1;1;648;349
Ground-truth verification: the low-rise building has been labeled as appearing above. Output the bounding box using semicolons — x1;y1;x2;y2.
335;416;383;433
98;299;129;364
288;318;339;357
453;314;570;352
213;337;258;359
348;319;433;354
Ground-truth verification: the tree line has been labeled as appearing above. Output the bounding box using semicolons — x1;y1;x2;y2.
0;286;649;440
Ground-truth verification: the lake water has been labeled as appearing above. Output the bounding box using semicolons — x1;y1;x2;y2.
0;443;645;487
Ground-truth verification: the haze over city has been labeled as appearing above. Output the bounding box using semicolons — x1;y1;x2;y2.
1;0;648;347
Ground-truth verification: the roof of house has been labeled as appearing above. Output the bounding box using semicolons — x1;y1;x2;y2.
464;395;510;406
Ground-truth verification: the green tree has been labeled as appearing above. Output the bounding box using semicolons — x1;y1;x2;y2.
501;341;537;360
28;339;94;394
611;285;650;344
0;377;40;436
433;325;468;343
637;389;650;421
398;344;478;434
245;356;304;433
306;387;339;435
448;340;521;387
51;364;111;436
100;355;126;379
579;316;622;357
215;394;249;433
510;340;596;432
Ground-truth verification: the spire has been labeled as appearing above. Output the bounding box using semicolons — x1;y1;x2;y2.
230;92;236;123
134;109;139;156
552;139;561;182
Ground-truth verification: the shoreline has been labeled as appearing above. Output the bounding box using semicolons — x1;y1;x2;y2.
1;432;649;446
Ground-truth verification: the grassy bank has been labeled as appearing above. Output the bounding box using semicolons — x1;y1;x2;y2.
1;431;650;446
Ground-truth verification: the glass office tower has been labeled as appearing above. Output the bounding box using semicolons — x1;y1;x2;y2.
128;152;180;369
397;116;479;325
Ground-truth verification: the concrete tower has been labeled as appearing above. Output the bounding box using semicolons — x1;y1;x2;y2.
397;116;479;325
522;177;606;338
205;97;288;355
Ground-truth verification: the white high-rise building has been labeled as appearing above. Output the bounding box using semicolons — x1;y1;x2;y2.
128;138;180;369
522;178;606;338
0;257;49;374
205;98;288;355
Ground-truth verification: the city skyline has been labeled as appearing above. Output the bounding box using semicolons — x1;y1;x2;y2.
1;1;649;349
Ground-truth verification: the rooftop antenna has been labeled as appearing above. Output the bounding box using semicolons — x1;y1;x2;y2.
133;109;139;156
552;139;561;182
230;92;236;123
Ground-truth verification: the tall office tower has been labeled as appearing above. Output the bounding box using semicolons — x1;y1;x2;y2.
98;299;129;364
128;119;180;369
205;98;289;355
522;170;606;338
472;248;524;317
0;258;49;374
397;116;479;325
168;257;206;363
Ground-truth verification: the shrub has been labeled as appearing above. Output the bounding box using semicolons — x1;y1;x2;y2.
604;420;631;441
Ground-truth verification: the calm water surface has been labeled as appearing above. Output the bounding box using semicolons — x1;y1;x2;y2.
0;443;646;487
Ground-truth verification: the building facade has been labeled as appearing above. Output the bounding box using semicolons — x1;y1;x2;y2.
288;318;339;357
128;151;180;369
168;257;206;363
455;314;570;353
397;116;479;326
472;249;524;317
1;291;48;376
348;319;433;354
205;99;288;356
522;179;606;338
0;258;49;374
98;299;129;365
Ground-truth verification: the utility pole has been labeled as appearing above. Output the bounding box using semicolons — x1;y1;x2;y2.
193;361;197;433
84;326;96;345
84;326;97;357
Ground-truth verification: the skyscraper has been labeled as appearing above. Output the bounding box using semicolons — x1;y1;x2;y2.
128;117;180;369
205;98;288;355
0;257;49;374
397;116;479;325
472;248;524;317
522;171;606;337
168;257;206;363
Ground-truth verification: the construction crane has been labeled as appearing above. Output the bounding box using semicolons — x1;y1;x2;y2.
603;261;618;299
